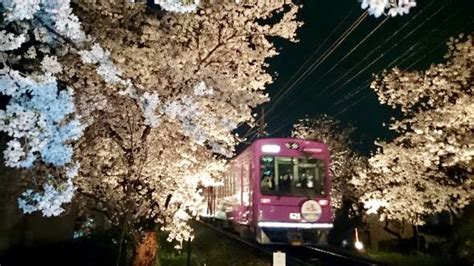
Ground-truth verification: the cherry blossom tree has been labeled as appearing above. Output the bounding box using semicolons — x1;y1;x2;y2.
292;115;367;212
0;0;419;262
143;0;418;18
352;35;473;226
360;0;417;18
0;0;302;264
0;0;87;217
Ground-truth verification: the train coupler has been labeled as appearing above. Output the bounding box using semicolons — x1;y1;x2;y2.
287;231;304;246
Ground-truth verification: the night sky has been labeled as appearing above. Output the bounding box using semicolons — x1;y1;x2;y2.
240;0;473;155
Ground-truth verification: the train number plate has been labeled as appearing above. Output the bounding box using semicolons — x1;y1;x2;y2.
289;213;301;220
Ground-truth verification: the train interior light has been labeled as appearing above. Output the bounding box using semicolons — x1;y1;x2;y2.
261;144;281;153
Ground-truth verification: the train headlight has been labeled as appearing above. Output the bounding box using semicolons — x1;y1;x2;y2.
261;144;280;153
318;199;329;206
302;148;323;153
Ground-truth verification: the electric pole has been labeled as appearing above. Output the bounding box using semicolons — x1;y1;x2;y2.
257;107;267;138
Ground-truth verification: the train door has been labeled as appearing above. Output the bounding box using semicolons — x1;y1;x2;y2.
237;158;253;239
242;161;252;225
232;163;242;220
241;163;250;223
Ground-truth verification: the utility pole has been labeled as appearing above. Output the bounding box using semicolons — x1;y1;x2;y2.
187;237;191;266
257;107;266;138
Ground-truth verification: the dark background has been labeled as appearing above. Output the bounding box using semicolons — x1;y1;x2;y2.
239;0;473;154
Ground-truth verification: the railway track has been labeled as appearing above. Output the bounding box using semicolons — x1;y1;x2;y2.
199;219;382;266
279;245;381;266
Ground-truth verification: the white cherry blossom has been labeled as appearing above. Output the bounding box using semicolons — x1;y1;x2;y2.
360;0;416;18
353;36;473;225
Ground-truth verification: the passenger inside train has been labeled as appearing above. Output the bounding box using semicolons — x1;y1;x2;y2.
261;171;274;191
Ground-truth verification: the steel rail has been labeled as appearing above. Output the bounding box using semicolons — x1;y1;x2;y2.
303;245;381;266
198;219;311;265
199;219;383;266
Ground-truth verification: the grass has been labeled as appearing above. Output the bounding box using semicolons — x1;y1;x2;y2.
158;222;271;266
368;251;454;266
159;252;194;266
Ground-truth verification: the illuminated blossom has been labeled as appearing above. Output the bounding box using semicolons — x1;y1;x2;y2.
2;0;41;21
353;35;473;225
18;174;76;217
360;0;416;18
41;55;63;74
154;0;200;13
0;70;84;168
78;44;123;85
0;0;302;251
0;30;27;51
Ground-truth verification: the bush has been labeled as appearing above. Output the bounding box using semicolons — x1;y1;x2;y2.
449;205;474;265
368;251;451;266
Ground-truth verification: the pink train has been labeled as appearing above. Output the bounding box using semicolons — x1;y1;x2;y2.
204;138;334;245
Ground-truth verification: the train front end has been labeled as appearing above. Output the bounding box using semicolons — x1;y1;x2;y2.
253;138;333;245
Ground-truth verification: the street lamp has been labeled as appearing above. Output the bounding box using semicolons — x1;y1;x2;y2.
354;228;364;251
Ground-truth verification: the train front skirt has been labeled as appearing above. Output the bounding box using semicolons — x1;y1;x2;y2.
256;222;333;245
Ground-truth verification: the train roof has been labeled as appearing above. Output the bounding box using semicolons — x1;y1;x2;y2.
233;137;328;161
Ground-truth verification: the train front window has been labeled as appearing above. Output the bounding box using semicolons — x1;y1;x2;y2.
260;156;326;197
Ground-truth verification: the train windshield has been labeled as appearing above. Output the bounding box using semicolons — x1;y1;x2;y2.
260;156;326;197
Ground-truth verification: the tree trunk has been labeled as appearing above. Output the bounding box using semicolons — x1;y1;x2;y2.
133;231;158;266
414;224;420;252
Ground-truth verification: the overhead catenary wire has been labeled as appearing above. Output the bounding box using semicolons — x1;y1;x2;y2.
266;120;295;137
267;13;455;136
330;32;438;114
265;8;356;108
244;1;461;141
312;0;434;99
325;2;448;98
247;10;369;137
242;7;357;135
328;10;460;116
404;36;453;70
328;45;417;111
261;13;425;127
263;11;369;116
306;16;391;95
242;8;365;140
265;45;413;137
332;28;457;118
263;1;446;128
